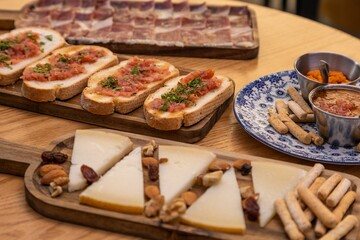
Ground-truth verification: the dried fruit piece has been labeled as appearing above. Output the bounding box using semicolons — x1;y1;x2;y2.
181;191;198;206
41;151;55;164
41;169;67;185
148;164;159;181
81;164;99;184
208;160;231;171
243;195;260;221
202;170;223;187
52;152;68;164
39;164;65;177
144;194;164;218
142;157;158;168
41;151;68;164
145;185;160;199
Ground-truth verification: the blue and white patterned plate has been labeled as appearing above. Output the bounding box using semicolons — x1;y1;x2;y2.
233;70;360;164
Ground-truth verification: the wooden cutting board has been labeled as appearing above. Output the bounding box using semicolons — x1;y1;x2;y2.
18;130;360;240
0;55;232;143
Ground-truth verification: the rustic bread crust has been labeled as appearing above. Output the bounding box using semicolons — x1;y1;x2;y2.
0;27;66;86
80;59;179;115
144;75;234;130
21;45;118;102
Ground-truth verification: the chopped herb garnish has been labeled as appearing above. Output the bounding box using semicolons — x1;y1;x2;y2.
0;40;15;51
45;35;53;41
24;45;29;51
100;76;119;90
33;63;52;73
131;65;139;76
58;55;69;63
187;77;202;88
161;102;168;111
26;32;37;41
0;54;12;69
40;41;45;46
161;92;184;103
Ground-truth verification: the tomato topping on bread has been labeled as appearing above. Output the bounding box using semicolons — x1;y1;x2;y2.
144;70;234;130
81;57;179;115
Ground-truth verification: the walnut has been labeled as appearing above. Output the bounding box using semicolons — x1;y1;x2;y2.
240;185;254;199
142;140;158;157
49;182;63;198
159;198;187;223
144;194;164;218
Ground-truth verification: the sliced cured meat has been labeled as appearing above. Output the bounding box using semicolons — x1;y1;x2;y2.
189;2;207;14
154;0;173;19
208;5;230;16
182;17;206;29
37;0;63;8
206;16;230;29
155;17;181;28
230;15;250;28
132;27;154;41
93;7;113;21
173;0;189;17
111;24;133;41
95;0;112;9
232;27;253;46
53;23;73;36
229;6;249;16
81;0;97;8
127;0;155;13
155;28;181;43
110;0;128;9
133;15;155;27
205;28;232;46
63;0;82;8
181;28;205;46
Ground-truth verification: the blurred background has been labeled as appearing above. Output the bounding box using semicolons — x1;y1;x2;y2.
241;0;360;38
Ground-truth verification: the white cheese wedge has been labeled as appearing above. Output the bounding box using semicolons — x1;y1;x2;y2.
68;129;133;192
181;168;246;233
158;145;216;204
79;147;144;214
252;161;307;227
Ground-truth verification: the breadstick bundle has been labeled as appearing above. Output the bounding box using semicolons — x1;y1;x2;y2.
275;163;359;240
267;87;324;146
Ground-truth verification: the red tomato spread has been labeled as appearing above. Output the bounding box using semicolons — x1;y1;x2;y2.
0;31;41;68
22;48;105;82
149;69;222;112
312;89;360;117
96;57;171;97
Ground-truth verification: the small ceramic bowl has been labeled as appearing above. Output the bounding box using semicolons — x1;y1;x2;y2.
309;84;360;147
294;52;360;101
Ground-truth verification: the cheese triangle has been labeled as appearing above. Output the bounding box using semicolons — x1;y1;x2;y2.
79;147;144;214
181;168;246;233
251;161;307;227
158;145;216;204
68;129;133;192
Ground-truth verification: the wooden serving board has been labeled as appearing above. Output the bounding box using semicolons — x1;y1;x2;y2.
23;130;360;240
0;55;232;143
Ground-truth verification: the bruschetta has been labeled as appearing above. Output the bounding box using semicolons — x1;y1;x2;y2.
0;27;65;86
144;69;234;130
21;45;118;102
81;56;179;115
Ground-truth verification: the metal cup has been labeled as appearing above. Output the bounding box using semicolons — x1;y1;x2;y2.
294;52;360;101
309;85;360;147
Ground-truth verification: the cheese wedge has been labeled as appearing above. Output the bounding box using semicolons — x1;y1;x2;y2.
181;168;246;233
158;145;215;204
68;129;133;192
251;161;307;227
79;147;144;214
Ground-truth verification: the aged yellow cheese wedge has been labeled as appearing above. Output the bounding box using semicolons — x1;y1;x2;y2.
158;145;216;204
79;147;144;214
68;129;133;192
252;161;307;227
181;168;246;233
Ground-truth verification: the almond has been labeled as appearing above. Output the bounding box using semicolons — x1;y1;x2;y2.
181;191;197;206
145;185;160;199
142;157;158;168
39;164;65;177
41;169;67;185
233;159;251;170
208;160;231;171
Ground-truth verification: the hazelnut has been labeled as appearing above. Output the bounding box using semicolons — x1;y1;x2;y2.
145;185;160;199
142;157;158;168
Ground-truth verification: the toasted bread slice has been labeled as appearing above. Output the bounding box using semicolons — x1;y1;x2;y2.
0;27;66;86
144;72;234;130
81;57;179;115
21;45;118;102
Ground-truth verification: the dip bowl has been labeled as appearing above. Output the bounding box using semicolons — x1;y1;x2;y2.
294;52;360;101
309;84;360;147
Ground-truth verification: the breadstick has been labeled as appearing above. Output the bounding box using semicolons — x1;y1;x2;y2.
298;187;339;228
309;131;324;145
288;101;307;121
290;114;315;123
326;178;351;208
285;191;312;232
315;219;327;238
275;199;305;240
309;177;326;194
287;86;313;114
320;215;359;240
297;163;325;191
304;208;315;222
283;120;311;144
318;173;343;201
268;108;289;134
275;99;289;116
357;143;360;152
333;191;357;222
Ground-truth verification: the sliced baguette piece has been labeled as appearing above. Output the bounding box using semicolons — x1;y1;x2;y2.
81;57;179;115
21;45;118;102
0;27;66;86
144;73;234;130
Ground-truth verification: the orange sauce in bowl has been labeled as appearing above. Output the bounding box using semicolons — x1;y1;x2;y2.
306;70;350;84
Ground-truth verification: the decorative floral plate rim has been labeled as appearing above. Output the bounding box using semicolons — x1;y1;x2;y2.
233;70;360;165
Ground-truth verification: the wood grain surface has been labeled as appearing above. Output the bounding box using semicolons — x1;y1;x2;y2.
24;131;360;240
1;0;360;239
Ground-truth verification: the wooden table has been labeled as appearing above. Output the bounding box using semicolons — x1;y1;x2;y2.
0;1;359;239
